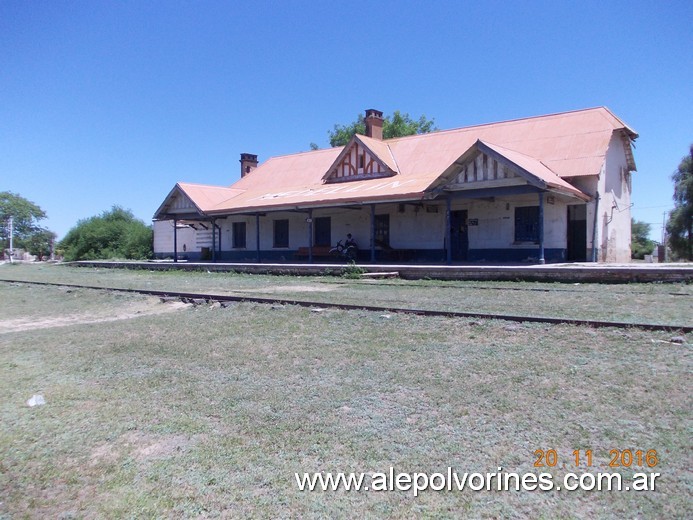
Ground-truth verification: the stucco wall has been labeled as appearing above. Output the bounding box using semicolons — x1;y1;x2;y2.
153;220;196;256
154;195;582;263
599;133;633;262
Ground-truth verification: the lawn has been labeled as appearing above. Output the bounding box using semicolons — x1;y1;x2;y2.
0;266;691;518
0;263;691;326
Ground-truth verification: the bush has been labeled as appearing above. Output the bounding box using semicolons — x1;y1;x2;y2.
342;261;365;279
59;206;153;261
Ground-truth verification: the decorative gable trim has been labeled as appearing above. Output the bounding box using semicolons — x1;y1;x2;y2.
322;135;398;184
153;184;205;220
428;140;590;201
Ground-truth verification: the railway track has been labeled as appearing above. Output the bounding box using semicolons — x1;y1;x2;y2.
2;279;691;333
320;278;692;296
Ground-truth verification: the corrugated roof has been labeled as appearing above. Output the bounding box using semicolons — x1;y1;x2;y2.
154;107;636;218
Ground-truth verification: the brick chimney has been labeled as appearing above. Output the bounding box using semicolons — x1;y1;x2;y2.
365;109;384;140
240;153;258;178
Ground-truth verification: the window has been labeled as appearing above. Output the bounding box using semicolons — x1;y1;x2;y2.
514;206;540;242
374;214;390;247
232;222;246;248
273;219;289;248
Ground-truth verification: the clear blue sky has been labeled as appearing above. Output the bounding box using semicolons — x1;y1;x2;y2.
2;0;691;241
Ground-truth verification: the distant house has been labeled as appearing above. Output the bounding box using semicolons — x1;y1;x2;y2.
153;107;637;264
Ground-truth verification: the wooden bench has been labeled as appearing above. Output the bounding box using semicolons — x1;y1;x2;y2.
295;246;333;260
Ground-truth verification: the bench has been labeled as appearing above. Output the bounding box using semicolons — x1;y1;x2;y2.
295;246;333;260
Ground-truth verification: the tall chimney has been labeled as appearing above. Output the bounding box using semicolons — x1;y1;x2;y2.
240;153;258;178
364;109;384;140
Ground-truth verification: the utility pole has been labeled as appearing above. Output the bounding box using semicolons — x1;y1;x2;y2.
8;216;14;263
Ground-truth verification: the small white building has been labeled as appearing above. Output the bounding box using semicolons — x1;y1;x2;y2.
153;107;637;264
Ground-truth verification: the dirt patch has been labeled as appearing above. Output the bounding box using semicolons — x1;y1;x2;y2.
0;299;190;334
89;443;121;466
90;431;201;466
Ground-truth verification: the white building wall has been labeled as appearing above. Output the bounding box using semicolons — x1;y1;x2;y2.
599;133;633;262
154;195;585;261
456;195;568;250
569;133;633;263
153;220;196;256
389;204;446;249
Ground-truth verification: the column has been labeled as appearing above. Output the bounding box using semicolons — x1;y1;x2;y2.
307;209;313;264
211;218;216;263
255;214;261;263
538;192;545;264
446;196;452;265
370;204;376;263
217;221;221;261
173;218;178;263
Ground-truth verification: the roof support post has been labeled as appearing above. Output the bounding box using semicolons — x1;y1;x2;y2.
446;195;452;265
591;192;600;262
307;209;313;264
538;192;545;264
216;222;221;260
173;218;178;263
370;204;376;263
211;218;216;263
255;214;261;263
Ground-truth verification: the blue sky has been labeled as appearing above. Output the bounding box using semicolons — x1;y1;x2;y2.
1;0;691;241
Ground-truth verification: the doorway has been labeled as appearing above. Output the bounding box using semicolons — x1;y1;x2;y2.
314;217;331;246
567;205;587;261
450;210;468;261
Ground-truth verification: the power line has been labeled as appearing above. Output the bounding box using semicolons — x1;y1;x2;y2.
634;204;674;209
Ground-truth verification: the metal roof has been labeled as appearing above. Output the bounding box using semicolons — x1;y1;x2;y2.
153;107;636;219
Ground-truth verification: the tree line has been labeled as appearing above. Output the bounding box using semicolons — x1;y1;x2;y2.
1;193;152;261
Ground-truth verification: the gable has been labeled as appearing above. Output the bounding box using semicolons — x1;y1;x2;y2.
154;185;203;220
153;183;246;220
322;135;398;183
430;140;590;201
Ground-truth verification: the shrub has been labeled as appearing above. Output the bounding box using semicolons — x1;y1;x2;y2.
59;206;153;261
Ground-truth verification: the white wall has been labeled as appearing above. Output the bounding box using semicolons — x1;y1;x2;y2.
450;195;570;250
599;133;633;262
153;220;196;255
154;196;581;257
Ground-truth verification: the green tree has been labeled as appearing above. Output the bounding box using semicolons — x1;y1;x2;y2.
25;229;57;261
328;110;436;147
58;206;153;261
666;145;693;260
631;219;655;259
0;191;48;251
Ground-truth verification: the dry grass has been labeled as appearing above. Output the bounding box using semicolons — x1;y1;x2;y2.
1;263;691;326
0;276;691;518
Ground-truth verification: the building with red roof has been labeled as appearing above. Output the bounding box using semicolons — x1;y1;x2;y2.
153;107;637;263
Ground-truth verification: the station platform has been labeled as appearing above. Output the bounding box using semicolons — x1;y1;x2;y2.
71;260;693;283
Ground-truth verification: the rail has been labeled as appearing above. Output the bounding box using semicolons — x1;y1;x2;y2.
2;279;690;333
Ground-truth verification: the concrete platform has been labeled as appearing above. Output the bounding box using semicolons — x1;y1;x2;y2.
71;260;693;283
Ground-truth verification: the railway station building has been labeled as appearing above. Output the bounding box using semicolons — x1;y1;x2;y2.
153;107;637;264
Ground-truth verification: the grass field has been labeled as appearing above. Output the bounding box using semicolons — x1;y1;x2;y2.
0;264;691;518
1;263;691;326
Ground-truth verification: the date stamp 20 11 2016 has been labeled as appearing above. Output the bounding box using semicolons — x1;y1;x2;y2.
533;449;659;469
